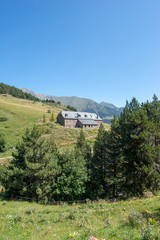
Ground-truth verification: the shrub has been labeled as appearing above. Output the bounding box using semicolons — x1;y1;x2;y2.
129;210;144;227
141;224;155;240
0;117;7;122
0;134;6;152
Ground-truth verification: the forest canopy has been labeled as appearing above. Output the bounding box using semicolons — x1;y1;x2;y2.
0;83;40;101
1;95;160;201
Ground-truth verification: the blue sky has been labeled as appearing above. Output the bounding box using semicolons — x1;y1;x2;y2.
0;0;160;107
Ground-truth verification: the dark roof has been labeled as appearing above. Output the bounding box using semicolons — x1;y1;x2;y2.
78;119;98;125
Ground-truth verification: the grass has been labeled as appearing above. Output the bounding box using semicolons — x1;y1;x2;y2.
0;194;160;240
0;94;62;155
0;94;110;161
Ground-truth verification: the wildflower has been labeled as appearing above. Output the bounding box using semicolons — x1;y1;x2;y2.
69;232;79;238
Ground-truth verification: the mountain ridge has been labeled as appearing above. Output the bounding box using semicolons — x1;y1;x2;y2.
21;88;123;123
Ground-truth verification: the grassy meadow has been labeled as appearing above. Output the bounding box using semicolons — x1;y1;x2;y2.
1;94;160;240
0;194;160;240
0;94;109;161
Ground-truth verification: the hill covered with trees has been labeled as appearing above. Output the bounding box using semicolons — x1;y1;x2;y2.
0;83;40;101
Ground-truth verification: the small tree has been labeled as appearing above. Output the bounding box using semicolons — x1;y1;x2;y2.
75;130;91;159
43;114;46;124
53;151;88;201
0;134;6;152
50;112;55;122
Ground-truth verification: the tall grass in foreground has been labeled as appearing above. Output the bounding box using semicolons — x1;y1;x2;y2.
0;195;160;240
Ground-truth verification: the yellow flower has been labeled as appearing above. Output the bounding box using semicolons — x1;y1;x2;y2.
69;232;79;238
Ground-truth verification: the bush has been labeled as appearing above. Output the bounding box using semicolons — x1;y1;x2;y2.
0;117;7;122
141;224;155;240
0;134;6;152
129;210;144;227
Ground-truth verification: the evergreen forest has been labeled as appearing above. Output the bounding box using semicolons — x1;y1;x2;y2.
0;83;40;101
1;95;160;202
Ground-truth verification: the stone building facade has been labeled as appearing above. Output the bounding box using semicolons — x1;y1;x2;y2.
57;111;102;128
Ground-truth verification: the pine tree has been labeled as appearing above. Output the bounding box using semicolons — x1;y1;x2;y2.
119;98;160;195
75;130;91;160
75;130;92;197
105;115;123;198
143;95;160;190
5;125;58;201
91;124;107;197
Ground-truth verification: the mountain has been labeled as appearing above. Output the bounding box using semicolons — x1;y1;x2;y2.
21;88;123;123
100;101;124;112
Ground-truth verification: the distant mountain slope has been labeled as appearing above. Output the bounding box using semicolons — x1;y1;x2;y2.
100;101;123;112
21;88;123;123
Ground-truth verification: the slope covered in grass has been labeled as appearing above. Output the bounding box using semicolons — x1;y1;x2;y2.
0;194;160;240
0;94;109;160
0;94;62;156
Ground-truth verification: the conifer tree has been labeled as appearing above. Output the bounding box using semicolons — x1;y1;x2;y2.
75;130;91;160
75;130;92;197
5;125;58;201
91;124;107;197
143;95;160;189
105;115;123;198
119;98;160;195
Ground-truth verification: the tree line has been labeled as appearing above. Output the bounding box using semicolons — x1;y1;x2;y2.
0;95;160;201
0;83;40;101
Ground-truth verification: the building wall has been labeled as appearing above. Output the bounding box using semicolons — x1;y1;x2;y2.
57;113;65;126
57;112;103;129
78;121;98;129
95;120;102;128
83;124;98;129
64;119;77;128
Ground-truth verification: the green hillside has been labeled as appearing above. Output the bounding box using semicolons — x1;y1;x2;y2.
0;94;109;160
0;194;160;240
21;88;123;123
0;83;40;101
